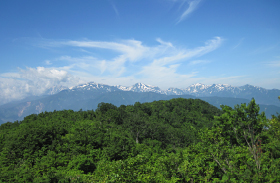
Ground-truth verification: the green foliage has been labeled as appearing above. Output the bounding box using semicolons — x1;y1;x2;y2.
179;99;280;182
0;98;279;182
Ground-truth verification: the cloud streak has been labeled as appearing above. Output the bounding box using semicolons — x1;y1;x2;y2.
188;60;210;65
266;61;280;67
61;39;148;62
232;38;245;50
51;37;222;79
177;0;201;24
0;36;222;104
112;4;119;17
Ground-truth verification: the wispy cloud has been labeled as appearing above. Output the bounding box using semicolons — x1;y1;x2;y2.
265;61;280;67
60;39;148;62
177;0;201;24
111;3;119;17
50;37;222;79
250;43;280;55
45;60;52;65
0;37;223;104
156;38;174;48
232;38;245;50
189;60;210;65
151;37;221;66
138;37;222;85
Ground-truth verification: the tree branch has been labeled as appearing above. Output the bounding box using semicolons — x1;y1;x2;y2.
211;153;227;174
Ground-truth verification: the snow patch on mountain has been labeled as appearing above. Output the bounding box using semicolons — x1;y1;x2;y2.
44;85;68;95
66;81;276;101
69;82;118;92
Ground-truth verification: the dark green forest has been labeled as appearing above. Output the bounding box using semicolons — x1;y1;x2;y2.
0;98;279;182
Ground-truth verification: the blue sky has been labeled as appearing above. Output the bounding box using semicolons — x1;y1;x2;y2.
0;0;280;104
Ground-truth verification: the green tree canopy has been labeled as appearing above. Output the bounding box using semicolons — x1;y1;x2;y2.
0;98;279;182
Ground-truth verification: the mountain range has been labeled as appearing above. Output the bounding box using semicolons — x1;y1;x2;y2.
69;82;280;106
0;82;279;124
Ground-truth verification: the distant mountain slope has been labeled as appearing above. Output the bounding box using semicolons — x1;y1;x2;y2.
121;83;280;107
199;96;279;118
2;81;279;108
0;90;279;124
66;82;280;107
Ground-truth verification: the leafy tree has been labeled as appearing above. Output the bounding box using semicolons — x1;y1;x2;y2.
179;99;280;182
2;98;279;182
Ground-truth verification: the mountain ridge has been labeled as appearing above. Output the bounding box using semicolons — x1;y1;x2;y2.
64;81;280;106
69;82;273;94
1;81;279;124
1;90;279;125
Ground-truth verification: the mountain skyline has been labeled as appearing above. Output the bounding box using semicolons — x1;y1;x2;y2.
0;1;279;105
1;80;280;106
0;0;280;102
68;81;280;106
69;81;271;94
1;81;279;125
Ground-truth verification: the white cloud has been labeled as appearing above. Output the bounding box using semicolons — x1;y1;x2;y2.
0;36;223;104
0;67;81;105
232;38;245;50
19;67;69;81
156;38;174;48
266;61;280;67
53;37;222;85
177;0;201;24
54;39;150;65
45;60;52;65
72;37;221;89
152;37;222;66
188;60;210;65
112;3;119;17
51;37;222;77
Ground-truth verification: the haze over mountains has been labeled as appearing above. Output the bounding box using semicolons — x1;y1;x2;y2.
0;82;279;125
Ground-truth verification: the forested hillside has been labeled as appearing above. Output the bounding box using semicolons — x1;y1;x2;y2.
1;90;279;125
0;98;279;182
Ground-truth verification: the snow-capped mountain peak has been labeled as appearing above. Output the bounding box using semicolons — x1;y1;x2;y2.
116;83;163;93
186;83;210;92
115;85;130;91
192;83;208;87
131;83;161;91
68;82;118;92
210;83;232;91
65;81;274;102
69;82;97;90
